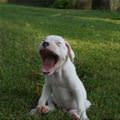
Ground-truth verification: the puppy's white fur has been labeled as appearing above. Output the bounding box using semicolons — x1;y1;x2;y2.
30;35;91;120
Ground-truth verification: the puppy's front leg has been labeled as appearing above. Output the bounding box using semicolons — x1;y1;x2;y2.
37;82;50;106
30;82;52;115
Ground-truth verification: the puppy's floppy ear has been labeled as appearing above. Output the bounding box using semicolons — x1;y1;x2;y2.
65;41;75;62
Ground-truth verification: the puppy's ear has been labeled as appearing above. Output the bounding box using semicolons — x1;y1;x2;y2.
65;41;75;62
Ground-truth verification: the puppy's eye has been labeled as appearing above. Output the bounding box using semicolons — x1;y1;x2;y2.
56;42;62;46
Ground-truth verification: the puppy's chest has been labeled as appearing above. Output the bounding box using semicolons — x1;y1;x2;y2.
47;73;68;88
47;74;75;105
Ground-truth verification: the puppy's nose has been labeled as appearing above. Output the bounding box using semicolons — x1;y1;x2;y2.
42;41;49;48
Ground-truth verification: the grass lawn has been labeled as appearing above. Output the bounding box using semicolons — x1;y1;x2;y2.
0;4;120;120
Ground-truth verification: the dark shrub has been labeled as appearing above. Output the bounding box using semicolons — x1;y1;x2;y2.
52;0;70;9
8;0;55;7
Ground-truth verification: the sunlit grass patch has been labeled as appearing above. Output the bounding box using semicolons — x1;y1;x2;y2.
0;4;120;120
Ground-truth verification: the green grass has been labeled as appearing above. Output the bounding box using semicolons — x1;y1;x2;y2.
0;4;120;120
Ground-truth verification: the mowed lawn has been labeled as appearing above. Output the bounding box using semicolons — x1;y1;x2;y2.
0;4;120;120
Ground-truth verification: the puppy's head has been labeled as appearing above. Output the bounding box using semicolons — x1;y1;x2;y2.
39;35;75;75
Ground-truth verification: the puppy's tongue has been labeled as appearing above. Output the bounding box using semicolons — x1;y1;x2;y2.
42;58;55;74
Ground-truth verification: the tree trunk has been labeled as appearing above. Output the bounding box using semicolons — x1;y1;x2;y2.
110;0;120;11
92;0;110;10
72;0;92;9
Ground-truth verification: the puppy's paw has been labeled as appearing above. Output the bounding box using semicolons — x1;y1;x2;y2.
69;109;80;120
71;113;80;120
37;106;49;114
71;113;89;120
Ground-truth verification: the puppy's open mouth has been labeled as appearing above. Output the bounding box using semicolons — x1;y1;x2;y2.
40;49;59;75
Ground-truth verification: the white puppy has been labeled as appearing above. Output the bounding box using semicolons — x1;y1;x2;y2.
30;35;91;120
